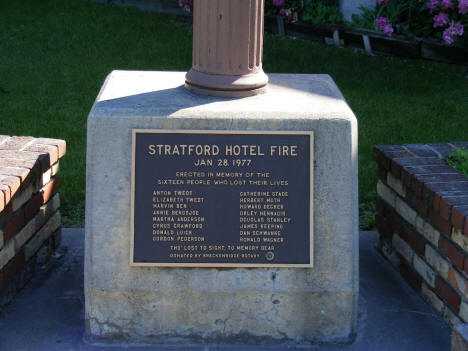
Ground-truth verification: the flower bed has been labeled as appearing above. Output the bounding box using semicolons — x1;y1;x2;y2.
266;17;468;64
374;142;468;326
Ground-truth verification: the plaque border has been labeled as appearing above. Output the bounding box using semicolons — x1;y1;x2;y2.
131;129;314;268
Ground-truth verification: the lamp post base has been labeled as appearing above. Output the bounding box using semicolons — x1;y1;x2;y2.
185;68;268;98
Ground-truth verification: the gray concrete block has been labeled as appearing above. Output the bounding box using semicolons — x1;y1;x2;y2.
85;71;359;344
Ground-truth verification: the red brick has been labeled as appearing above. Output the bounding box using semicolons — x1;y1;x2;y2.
410;175;423;198
404;144;438;157
385;207;406;234
391;160;402;178
401;168;413;188
448;268;468;302
376;197;386;216
426;182;468;194
438;237;464;270
373;146;410;170
400;226;425;256
464;257;468;276
0;175;21;199
435;275;461;311
35;153;51;172
384;150;414;161
428;209;452;237
0;167;29;183
34;138;66;158
3;209;25;243
378;166;387;182
374;150;391;170
439;198;452;221
417;173;468;183
405;191;426;217
0;150;50;172
393;157;445;167
375;214;393;240
433;193;441;212
405;165;459;176
400;260;422;292
445;196;468;207
452;205;468;231
0;158;37;170
0;184;10;206
0;137;34;151
23;192;44;221
23;144;58;165
427;143;456;158
41;176;60;204
0;203;12;228
1;250;25;286
465;217;468;236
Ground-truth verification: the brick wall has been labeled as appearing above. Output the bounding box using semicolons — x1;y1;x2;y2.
0;136;66;308
374;142;468;326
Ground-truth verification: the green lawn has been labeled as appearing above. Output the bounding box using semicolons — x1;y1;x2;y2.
1;0;467;227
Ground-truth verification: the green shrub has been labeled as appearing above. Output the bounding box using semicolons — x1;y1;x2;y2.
303;1;345;24
446;148;468;178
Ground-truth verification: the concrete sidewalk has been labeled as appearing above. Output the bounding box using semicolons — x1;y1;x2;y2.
0;229;450;350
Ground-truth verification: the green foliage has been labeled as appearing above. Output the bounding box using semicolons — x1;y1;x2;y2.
446;149;468;178
303;1;345;24
359;202;376;230
351;6;379;30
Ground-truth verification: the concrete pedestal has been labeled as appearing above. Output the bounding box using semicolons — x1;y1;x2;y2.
85;71;359;344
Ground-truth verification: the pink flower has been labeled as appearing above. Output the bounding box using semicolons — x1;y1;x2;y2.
382;24;394;36
183;4;191;13
273;0;285;6
426;0;440;13
279;8;288;15
440;0;454;8
376;17;393;36
375;16;388;28
452;22;464;36
459;0;468;14
377;0;390;5
442;21;464;44
433;12;450;27
443;28;456;43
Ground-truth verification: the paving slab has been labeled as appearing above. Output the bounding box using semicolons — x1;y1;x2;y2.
0;229;451;350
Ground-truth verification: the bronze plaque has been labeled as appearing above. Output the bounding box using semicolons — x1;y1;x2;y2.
131;130;313;267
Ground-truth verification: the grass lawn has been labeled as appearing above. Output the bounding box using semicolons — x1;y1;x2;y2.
1;0;467;227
